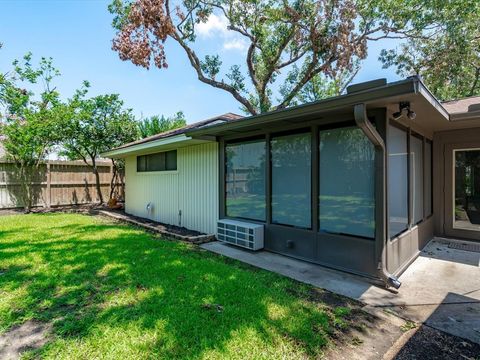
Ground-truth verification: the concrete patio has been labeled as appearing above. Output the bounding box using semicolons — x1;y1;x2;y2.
201;238;480;344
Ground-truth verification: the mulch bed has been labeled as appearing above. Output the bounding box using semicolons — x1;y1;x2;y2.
94;209;215;244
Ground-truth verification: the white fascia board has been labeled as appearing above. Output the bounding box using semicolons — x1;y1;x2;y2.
102;134;193;158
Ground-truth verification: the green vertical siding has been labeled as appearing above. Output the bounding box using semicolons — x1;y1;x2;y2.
125;142;219;234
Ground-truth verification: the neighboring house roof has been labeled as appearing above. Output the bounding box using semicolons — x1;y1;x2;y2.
114;112;242;151
442;96;480;120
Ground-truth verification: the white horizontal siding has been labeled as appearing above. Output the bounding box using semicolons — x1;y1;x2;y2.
124;142;218;234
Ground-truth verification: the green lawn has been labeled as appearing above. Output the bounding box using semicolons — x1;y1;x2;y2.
0;213;355;359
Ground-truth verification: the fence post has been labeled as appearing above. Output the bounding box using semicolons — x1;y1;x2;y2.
46;162;51;208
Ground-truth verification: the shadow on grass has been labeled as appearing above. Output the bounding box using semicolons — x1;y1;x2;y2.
0;213;373;358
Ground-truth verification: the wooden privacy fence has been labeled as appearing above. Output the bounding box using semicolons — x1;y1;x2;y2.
0;160;124;209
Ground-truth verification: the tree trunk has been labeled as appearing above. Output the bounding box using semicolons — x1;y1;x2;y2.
109;159;117;200
18;164;31;213
92;159;104;204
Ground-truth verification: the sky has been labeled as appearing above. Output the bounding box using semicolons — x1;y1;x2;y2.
0;0;401;124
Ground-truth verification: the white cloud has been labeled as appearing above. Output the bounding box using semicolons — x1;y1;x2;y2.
196;14;247;53
196;14;229;38
223;38;248;52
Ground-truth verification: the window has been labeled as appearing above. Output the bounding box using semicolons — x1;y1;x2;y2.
225;139;266;221
137;150;177;172
388;125;408;238
454;149;480;232
319;127;376;238
411;134;424;224
425;140;433;216
271;132;311;228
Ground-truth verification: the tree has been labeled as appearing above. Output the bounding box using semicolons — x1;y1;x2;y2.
379;0;480;100
0;53;64;212
283;62;360;106
138;111;186;138
61;87;138;204
110;0;425;114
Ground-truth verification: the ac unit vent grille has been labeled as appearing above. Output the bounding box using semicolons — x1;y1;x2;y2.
217;219;264;250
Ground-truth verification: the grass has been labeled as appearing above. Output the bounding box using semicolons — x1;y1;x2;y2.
0;213;361;359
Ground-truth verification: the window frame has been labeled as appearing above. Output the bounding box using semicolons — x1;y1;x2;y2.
318;124;377;240
224;136;267;222
270;129;313;230
388;119;434;240
387;120;410;239
136;150;178;173
410;131;425;225
425;139;434;218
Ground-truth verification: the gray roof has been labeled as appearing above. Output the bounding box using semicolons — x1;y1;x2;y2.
113;112;242;151
442;96;480;116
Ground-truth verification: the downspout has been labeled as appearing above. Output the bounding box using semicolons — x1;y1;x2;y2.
354;104;401;289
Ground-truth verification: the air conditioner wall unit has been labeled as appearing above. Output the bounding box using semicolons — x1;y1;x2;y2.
217;219;264;250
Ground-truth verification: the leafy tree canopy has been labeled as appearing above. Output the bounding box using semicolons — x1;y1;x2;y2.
0;53;66;210
109;0;470;113
60;84;138;203
380;0;480;101
138;111;186;138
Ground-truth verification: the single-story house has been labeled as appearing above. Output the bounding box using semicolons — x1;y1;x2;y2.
103;76;480;288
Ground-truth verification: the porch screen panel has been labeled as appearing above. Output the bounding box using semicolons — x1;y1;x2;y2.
271;132;311;228
319;127;375;238
225;139;266;221
425;140;433;216
388;125;408;238
411;135;424;223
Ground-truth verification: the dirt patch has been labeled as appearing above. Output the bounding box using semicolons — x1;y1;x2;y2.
0;320;51;359
0;204;97;217
389;325;480;360
325;306;480;360
0;209;25;216
303;287;480;360
323;306;405;360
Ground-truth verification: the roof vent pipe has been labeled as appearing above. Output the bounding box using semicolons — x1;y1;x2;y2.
353;103;401;290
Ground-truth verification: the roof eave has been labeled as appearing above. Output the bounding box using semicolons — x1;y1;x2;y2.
186;77;435;137
102;134;194;158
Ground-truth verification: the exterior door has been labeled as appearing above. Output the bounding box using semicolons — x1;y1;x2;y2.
445;143;480;240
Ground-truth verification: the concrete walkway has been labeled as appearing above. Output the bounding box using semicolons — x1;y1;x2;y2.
201;238;480;344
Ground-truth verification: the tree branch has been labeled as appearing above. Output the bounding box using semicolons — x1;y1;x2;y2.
276;58;333;110
171;31;257;114
469;67;480;96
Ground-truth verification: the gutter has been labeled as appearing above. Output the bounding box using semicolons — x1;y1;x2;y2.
449;110;480;121
102;134;194;158
187;78;420;138
354;103;401;289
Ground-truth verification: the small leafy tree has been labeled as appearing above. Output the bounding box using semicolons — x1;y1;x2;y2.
61;86;138;204
379;0;480;100
0;53;64;211
138;111;186;138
